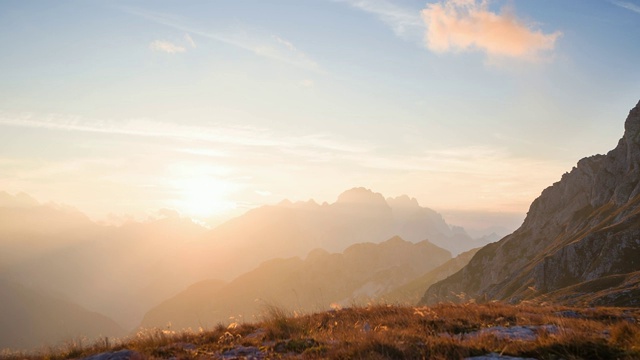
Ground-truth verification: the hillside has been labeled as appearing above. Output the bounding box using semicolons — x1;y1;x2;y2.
381;247;480;305
9;303;640;360
0;279;124;351
140;236;450;331
422;99;640;306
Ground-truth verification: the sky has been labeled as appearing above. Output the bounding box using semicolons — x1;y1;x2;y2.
1;0;639;229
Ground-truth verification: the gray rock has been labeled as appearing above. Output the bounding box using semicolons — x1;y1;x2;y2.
466;325;560;342
82;349;141;360
422;99;640;307
221;345;265;359
465;353;537;360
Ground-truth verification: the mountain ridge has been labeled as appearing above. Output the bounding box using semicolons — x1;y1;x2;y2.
422;99;640;306
139;236;451;331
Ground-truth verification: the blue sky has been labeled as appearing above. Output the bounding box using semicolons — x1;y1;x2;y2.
1;0;639;229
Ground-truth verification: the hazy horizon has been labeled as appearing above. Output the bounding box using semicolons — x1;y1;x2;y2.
2;1;640;353
2;0;639;230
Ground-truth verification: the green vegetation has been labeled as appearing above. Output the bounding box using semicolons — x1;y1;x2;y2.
3;302;640;359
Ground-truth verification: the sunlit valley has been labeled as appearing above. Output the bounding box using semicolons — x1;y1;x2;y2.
2;1;640;359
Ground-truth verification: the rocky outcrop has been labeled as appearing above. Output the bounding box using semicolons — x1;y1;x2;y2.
422;100;640;306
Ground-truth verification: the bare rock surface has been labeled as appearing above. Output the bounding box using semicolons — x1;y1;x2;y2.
465;354;537;360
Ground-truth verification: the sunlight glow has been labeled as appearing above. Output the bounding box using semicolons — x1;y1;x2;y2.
172;176;237;219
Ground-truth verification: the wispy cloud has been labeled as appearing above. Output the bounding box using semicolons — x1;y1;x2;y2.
610;0;640;14
0;112;367;155
184;33;197;48
421;0;562;61
336;0;423;36
0;111;567;214
123;7;320;72
149;40;186;54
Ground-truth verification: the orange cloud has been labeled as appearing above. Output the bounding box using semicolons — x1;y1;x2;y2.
421;0;561;61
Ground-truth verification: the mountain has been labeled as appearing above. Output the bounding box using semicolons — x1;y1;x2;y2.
182;188;485;283
140;236;451;331
0;187;486;332
381;247;480;305
0;279;124;351
0;201;209;330
0;193;95;268
422;100;640;306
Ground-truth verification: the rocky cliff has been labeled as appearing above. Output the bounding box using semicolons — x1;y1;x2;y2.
421;100;640;306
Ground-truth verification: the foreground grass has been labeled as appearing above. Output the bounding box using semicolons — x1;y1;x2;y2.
3;302;640;359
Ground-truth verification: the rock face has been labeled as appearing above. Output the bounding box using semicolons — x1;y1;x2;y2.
422;100;640;306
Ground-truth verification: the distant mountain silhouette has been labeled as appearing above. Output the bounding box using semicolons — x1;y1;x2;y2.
0;193;94;268
0;187;492;332
422;100;640;307
0;279;124;351
181;187;488;285
0;199;208;329
140;236;451;331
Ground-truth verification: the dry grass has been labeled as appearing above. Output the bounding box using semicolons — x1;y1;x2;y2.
3;302;640;359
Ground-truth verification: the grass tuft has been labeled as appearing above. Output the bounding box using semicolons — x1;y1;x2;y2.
3;302;640;359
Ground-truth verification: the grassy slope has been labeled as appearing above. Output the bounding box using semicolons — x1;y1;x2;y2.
6;303;640;360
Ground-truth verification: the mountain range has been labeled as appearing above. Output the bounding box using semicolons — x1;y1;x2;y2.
4;99;640;351
139;236;451;331
0;187;490;349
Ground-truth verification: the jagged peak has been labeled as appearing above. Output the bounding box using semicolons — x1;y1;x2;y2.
278;199;293;206
524;99;640;224
386;194;420;209
336;187;387;206
624;100;640;138
383;235;408;244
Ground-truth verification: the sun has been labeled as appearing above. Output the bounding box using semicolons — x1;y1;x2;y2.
172;177;237;219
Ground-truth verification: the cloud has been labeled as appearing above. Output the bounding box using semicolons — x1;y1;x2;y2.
421;0;562;61
0;112;369;155
336;0;423;36
184;33;197;48
149;40;186;54
123;7;320;72
611;0;640;14
253;36;320;71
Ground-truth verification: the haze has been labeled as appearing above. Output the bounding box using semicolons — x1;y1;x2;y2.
2;0;640;352
2;0;638;228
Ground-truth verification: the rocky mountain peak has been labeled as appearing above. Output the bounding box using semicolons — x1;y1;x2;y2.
422;99;640;307
624;100;640;136
622;100;640;173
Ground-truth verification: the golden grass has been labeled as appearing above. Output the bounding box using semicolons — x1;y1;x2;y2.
3;302;640;359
